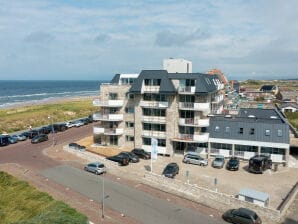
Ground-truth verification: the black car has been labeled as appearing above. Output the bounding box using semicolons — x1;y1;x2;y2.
52;123;67;132
226;157;240;171
68;142;86;151
106;154;129;166
24;130;39;139
0;135;10;147
37;126;51;134
162;163;179;178
222;207;262;224
31;134;48;144
131;148;151;160
249;155;272;174
119;152;139;163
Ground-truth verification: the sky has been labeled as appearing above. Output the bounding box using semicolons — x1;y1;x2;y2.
0;0;297;81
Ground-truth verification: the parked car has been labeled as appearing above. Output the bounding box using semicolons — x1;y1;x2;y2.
12;134;27;141
249;155;272;174
162;163;179;178
31;134;48;144
212;155;225;168
0;135;10;147
37;126;51;134
222;207;262;224
226;157;240;171
53;123;67;132
106;154;129;166
84;162;106;175
119;151;139;163
23;130;39;139
183;152;208;166
73;120;84;127
8;136;18;144
65;121;76;128
131;148;151;160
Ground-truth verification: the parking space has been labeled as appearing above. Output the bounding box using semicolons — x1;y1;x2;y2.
118;155;297;209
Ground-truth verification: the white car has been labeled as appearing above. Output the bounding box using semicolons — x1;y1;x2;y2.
65;121;75;128
73;121;84;127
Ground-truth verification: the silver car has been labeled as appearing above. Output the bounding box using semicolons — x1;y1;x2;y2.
212;155;225;168
84;162;106;175
183;152;208;166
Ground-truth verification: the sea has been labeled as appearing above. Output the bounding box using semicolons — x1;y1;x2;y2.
0;80;103;109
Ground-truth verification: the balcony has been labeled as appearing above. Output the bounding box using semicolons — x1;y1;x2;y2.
142;145;167;154
179;118;209;127
93;126;124;135
212;94;224;104
93;113;123;121
141;85;160;93
139;100;168;108
178;86;196;94
217;83;225;90
142;116;166;123
179;102;210;113
142;130;166;139
172;133;209;143
93;99;124;107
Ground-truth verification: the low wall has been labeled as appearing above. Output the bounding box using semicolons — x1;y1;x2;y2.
278;182;298;216
143;172;281;223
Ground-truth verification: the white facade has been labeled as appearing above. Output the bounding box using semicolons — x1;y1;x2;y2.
163;58;192;73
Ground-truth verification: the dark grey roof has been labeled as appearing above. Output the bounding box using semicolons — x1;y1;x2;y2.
130;70;176;94
110;74;120;84
129;70;219;94
208;108;289;144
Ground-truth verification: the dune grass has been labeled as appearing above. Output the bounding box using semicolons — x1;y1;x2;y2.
0;171;88;224
285;112;298;131
0;99;98;133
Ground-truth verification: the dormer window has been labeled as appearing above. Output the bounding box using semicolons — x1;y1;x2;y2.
239;128;243;134
225;127;230;133
215;126;220;132
250;128;255;135
277;129;282;137
265;129;270;136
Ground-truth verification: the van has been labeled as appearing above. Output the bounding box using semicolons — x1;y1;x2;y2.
249;155;272;174
0;135;9;146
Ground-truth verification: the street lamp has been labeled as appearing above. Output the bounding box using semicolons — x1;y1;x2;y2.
48;116;55;146
101;172;109;220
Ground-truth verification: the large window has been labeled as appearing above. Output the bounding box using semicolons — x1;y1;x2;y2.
125;135;134;142
261;147;285;155
211;143;232;150
179;126;194;134
125;122;134;128
143;123;166;132
235;145;258;152
109;93;118;100
142;137;166;147
179;110;194;118
179;95;195;103
144;79;161;86
143;93;166;102
143;108;166;117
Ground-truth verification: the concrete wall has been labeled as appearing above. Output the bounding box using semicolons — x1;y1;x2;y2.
143;172;281;223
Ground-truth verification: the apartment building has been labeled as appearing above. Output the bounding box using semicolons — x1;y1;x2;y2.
93;70;225;156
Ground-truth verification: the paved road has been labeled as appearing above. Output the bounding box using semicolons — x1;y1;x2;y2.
40;164;225;224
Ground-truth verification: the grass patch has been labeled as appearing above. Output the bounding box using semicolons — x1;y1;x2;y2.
0;99;98;133
285;112;298;130
0;171;88;224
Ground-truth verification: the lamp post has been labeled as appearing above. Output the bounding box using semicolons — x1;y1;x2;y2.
48;116;55;146
101;172;109;220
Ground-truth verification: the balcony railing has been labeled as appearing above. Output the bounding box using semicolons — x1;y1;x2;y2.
142;130;166;138
173;133;209;143
93;126;124;135
139;100;168;108
141;85;160;93
179;118;209;127
93;113;123;121
142;116;166;123
142;145;167;154
178;102;210;113
178;86;196;94
93;99;124;107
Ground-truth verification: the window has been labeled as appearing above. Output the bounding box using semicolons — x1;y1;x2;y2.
265;129;270;136
239;128;243;134
144;79;161;86
143;108;166;117
126;93;134;99
225;127;230;133
125;107;134;113
125;135;134;142
250;128;255;135
143;123;166;132
109;93;118;100
142;137;166;147
125;122;134;128
277;129;282;137
215;126;220;132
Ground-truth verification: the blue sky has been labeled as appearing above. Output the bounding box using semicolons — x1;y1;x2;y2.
0;0;297;80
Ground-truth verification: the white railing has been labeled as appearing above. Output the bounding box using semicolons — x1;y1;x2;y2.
194;103;210;113
93;99;124;107
178;86;196;94
179;118;209;127
139;101;168;108
93;113;123;121
142;116;166;123
142;85;160;93
142;145;167;154
198;118;210;127
142;130;166;138
179;102;194;109
93;127;124;135
217;83;225;90
193;133;209;143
